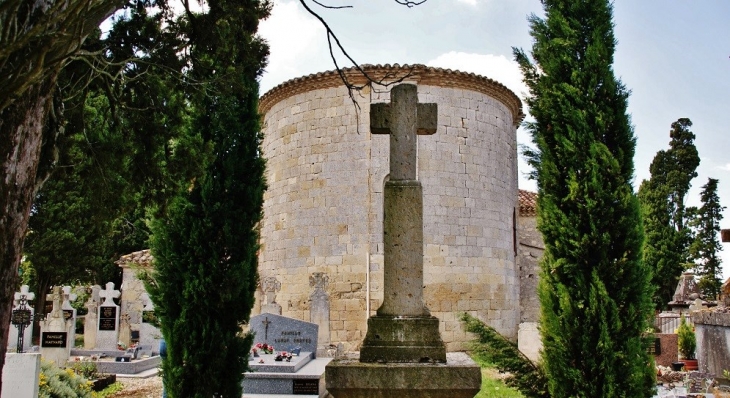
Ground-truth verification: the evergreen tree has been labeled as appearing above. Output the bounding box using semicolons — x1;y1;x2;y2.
514;0;655;396
147;1;269;396
639;118;700;308
689;178;725;298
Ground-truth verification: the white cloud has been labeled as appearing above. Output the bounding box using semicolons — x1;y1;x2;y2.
259;0;325;93
717;164;730;172
426;51;528;99
455;0;478;5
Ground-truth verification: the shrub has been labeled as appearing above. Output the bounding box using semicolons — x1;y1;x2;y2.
39;360;94;398
678;314;696;359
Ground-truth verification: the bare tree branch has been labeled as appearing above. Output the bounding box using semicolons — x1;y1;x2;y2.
311;0;353;9
297;0;424;131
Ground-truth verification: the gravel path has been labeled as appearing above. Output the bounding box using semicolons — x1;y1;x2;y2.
111;375;163;397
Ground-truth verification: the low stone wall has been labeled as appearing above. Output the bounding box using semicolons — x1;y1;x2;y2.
693;310;730;375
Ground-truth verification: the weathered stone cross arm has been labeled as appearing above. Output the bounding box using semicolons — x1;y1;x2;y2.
370;103;438;136
370;84;438;181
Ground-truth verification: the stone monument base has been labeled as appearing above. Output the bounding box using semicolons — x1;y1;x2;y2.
325;352;481;398
359;316;446;363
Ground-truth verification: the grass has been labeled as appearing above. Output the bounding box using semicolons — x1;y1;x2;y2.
472;355;526;398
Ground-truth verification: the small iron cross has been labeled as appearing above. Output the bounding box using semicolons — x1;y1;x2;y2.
370;84;437;181
262;317;272;340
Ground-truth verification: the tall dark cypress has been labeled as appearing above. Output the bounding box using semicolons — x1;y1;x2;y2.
147;1;270;397
514;1;655;396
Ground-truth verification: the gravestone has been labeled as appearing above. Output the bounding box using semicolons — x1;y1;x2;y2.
244;313;330;396
249;313;318;356
9;285;35;353
261;276;282;315
309;272;331;351
83;285;101;349
95;282;121;350
61;286;78;349
326;84;481;398
39;286;73;366
139;292;162;350
1;353;41;398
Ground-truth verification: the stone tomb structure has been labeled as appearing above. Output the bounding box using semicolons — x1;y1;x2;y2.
244;313;331;396
257;64;525;352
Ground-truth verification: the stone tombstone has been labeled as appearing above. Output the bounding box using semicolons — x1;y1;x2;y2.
250;313;318;357
61;286;78;349
39;286;73;366
139;292;163;349
96;282;121;350
1;353;41;398
119;310;131;347
309;272;331;348
9;285;35;352
261;276;282;315
83;285;101;350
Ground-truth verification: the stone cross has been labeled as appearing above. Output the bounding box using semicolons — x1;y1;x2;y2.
262;276;281;305
99;282;120;305
371;84;437;181
14;285;35;307
62;286;77;307
370;84;437;317
360;83;446;363
46;287;63;319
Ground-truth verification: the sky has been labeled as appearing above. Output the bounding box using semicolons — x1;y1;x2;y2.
256;0;730;279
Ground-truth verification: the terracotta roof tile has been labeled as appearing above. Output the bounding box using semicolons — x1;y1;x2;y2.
519;189;537;217
116;249;153;268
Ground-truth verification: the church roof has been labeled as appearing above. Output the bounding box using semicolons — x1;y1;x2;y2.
519;189;537;217
259;63;524;126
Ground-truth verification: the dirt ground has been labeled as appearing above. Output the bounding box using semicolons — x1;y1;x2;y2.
111;375;163;397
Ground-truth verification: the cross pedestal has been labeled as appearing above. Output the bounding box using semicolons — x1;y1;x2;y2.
326;84;480;397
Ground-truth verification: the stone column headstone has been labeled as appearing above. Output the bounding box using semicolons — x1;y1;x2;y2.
360;83;446;363
83;285;101;350
61;286;78;349
119;310;131;347
139;292;162;350
39;286;73;366
9;285;35;352
309;272;331;350
95;282;121;350
261;276;282;315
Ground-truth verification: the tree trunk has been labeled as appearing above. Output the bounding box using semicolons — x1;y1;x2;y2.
0;78;57;391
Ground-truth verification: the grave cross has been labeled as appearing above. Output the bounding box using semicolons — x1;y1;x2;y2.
99;282;120;305
46;286;63;318
62;286;77;308
371;84;437;181
262;317;272;340
14;285;35;306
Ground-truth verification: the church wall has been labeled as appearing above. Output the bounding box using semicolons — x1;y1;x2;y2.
258;65;523;352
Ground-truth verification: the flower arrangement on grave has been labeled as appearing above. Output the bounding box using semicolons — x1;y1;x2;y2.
275;351;293;362
117;341;127;351
254;343;274;354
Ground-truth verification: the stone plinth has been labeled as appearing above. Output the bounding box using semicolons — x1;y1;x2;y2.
360;316;445;363
325;352;481;398
2;353;41;398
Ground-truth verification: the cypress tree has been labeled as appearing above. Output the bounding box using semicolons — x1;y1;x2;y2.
514;1;655;396
689;178;725;298
147;1;270;397
639;118;700;308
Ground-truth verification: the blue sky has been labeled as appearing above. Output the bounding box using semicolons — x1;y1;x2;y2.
258;0;730;279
